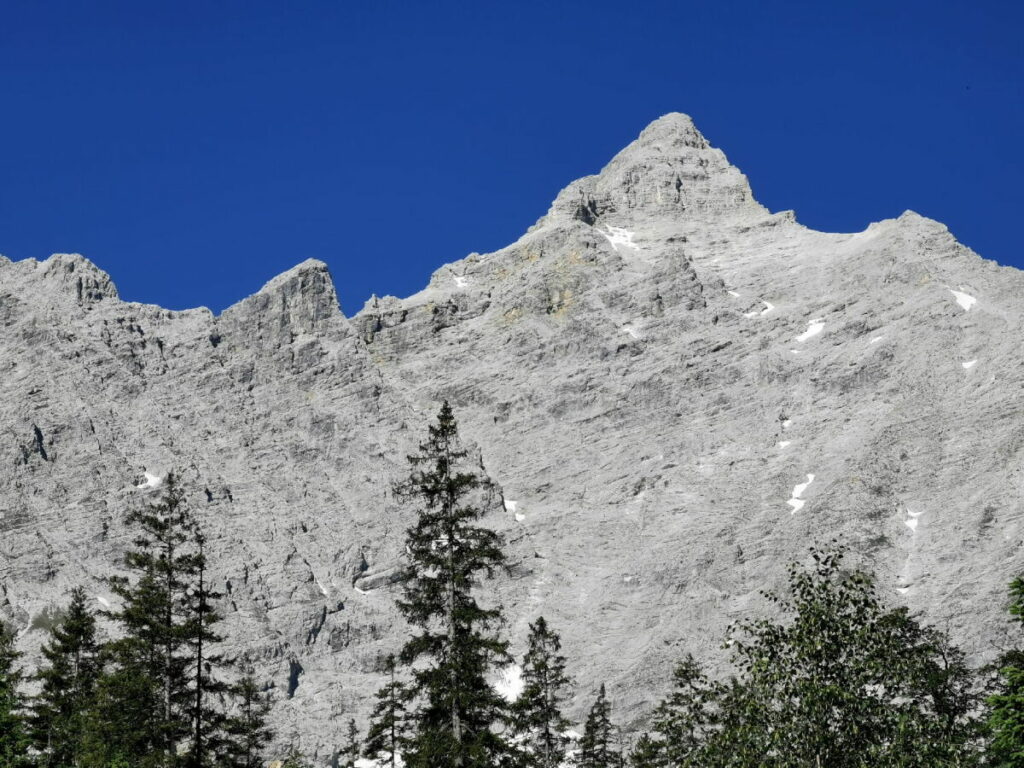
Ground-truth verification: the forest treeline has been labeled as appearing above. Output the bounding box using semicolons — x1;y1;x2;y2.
2;403;1024;767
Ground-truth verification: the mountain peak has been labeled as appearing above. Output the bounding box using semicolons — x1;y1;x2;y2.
634;112;708;151
544;112;768;227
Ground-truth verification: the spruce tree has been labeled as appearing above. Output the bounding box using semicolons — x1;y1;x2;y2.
0;622;29;768
96;472;230;767
647;655;723;767
223;674;273;768
578;684;619;768
987;575;1024;767
394;401;514;768
183;530;229;768
511;616;573;768
364;654;408;768
30;586;101;767
628;733;661;768
338;718;360;768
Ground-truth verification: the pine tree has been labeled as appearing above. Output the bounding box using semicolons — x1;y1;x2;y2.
628;733;662;768
338;718;360;768
648;655;722;767
987;575;1024;767
511;616;573;768
364;654;408;768
183;530;229;768
394;401;514;768
30;586;101;767
578;684;619;768
223;674;273;768
0;622;29;768
95;472;230;767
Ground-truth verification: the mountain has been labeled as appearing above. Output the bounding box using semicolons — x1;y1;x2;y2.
2;113;1022;760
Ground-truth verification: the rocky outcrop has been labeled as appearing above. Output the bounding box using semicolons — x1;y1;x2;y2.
2;113;1022;762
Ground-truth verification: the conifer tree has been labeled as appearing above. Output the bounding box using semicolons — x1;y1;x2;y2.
987;575;1024;767
95;472;230;767
223;674;273;768
511;616;573;768
628;733;661;768
0;622;29;768
578;684;619;768
338;718;360;768
647;654;723;767
364;654;408;768
183;530;229;768
394;401;514;768
30;586;101;767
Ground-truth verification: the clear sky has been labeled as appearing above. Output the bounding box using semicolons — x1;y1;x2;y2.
2;1;1021;315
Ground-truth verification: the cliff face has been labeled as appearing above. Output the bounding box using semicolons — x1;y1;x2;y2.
2;113;1022;759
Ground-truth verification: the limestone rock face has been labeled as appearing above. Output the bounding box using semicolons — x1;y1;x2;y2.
2;113;1023;761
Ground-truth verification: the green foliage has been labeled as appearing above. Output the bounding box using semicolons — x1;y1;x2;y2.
578;684;620;768
364;654;409;768
986;575;1024;767
338;718;360;768
643;545;981;768
94;473;232;767
30;586;102;767
628;732;661;768
222;673;274;768
394;401;515;768
511;616;573;768
0;622;29;768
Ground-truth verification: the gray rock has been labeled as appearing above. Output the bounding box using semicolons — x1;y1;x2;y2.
2;113;1022;761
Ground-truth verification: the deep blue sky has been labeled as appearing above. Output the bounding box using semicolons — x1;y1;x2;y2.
2;1;1021;315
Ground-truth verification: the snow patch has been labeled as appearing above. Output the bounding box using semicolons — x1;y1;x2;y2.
962;360;977;369
503;499;518;514
315;578;329;597
136;471;162;490
896;587;909;595
600;226;640;252
727;290;741;297
870;336;884;344
777;441;791;449
781;419;792;430
515;513;526;523
621;325;641;339
787;473;815;514
453;276;468;288
949;289;976;311
495;664;524;702
96;596;110;609
795;319;825;342
904;508;923;532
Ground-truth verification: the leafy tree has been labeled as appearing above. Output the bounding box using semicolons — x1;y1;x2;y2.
30;586;101;767
578;684;619;768
646;545;981;768
511;616;573;768
0;622;29;768
223;673;273;768
987;575;1024;767
338;718;360;768
364;654;408;768
394;401;514;768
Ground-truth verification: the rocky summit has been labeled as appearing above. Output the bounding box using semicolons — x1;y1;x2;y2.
2;113;1022;759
